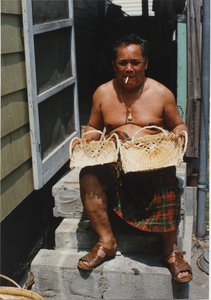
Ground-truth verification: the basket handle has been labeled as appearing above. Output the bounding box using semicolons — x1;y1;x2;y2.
132;126;167;142
69;130;104;156
0;274;21;289
179;130;188;155
82;130;105;140
69;136;84;157
107;132;121;151
83;131;121;150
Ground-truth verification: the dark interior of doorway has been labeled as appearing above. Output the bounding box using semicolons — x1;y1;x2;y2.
75;0;186;126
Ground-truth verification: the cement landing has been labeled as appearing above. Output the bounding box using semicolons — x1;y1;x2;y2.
189;239;209;300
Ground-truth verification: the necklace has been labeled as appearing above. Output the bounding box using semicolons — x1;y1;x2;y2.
119;82;143;121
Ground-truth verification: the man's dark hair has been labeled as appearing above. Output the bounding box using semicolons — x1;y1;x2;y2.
112;34;148;62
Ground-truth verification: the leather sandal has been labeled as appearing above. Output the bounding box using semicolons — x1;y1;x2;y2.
78;243;116;270
162;251;193;282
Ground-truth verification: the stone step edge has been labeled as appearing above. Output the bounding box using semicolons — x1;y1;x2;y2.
55;218;164;254
31;248;184;299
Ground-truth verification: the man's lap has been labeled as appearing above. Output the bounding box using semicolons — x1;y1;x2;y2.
80;162;181;232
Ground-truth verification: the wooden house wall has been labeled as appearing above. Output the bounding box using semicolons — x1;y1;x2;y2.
1;0;34;221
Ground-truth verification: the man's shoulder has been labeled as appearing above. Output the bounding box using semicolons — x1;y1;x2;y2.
147;78;174;99
93;79;114;103
96;79;114;92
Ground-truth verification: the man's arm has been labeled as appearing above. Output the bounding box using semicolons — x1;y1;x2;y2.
163;89;188;134
162;88;188;146
71;85;105;148
83;86;105;141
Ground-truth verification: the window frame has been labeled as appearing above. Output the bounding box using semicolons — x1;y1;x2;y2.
22;0;80;189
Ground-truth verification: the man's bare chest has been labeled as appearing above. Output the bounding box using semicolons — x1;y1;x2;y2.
101;97;164;128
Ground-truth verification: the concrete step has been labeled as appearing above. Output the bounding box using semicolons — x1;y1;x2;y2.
55;216;163;255
31;248;188;299
52;167;82;219
30;161;192;299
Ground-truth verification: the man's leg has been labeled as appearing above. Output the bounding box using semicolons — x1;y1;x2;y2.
162;231;190;279
80;170;117;259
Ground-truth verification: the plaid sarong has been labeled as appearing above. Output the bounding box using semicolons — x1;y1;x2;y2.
80;131;181;232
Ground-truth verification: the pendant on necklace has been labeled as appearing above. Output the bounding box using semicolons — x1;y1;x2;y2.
128;112;132;121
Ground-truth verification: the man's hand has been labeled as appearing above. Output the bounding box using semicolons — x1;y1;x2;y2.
173;128;187;146
71;130;101;149
71;137;90;149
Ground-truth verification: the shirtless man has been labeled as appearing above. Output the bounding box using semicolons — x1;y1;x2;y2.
74;34;192;282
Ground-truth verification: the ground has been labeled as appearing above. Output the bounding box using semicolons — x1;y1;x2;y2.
189;239;209;299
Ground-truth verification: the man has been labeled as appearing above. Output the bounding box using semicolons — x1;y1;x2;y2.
73;34;192;282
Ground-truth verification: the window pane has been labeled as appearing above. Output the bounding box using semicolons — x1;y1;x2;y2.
39;86;75;159
34;28;72;94
32;0;69;25
112;0;142;16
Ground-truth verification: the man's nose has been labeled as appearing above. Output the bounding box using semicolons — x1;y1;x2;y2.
125;63;133;71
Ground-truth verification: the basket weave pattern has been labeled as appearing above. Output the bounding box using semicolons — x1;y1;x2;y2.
0;275;42;299
120;126;188;173
69;127;188;172
69;131;120;169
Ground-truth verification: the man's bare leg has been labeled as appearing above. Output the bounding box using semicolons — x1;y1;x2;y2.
80;171;117;259
162;231;190;279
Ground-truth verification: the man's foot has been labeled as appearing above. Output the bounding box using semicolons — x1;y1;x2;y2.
163;250;193;282
77;243;117;270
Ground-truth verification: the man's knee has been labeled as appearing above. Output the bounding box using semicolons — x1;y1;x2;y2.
80;166;110;192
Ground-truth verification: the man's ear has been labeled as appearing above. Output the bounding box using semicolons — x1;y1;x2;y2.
144;57;149;70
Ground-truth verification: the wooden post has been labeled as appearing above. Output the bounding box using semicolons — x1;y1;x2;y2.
186;0;202;157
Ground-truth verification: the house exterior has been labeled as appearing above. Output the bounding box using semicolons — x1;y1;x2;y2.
1;0;204;284
1;0;33;222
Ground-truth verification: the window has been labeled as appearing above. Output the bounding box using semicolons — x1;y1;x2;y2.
111;0;155;16
22;0;80;189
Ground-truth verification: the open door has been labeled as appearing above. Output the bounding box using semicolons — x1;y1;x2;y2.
22;0;80;189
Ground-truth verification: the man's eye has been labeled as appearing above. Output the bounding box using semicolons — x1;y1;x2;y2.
132;62;141;66
118;62;127;66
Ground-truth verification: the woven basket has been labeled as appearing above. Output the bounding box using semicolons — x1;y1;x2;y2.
0;275;42;299
120;126;188;173
69;130;120;169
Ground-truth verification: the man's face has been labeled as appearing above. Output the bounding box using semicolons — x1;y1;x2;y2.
112;44;148;89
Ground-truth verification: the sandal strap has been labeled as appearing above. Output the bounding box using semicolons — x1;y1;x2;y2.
98;244;116;256
79;243;116;268
164;250;186;262
164;251;192;279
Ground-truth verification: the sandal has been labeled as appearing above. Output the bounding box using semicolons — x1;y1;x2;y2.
77;243;116;270
162;251;193;282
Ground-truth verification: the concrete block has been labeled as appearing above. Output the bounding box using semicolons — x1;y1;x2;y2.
52;168;83;218
31;248;176;299
183;216;194;264
176;163;187;216
185;187;197;233
55;217;163;255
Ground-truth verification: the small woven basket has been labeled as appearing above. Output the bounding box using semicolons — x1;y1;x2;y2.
69;130;120;169
120;126;188;173
0;275;42;299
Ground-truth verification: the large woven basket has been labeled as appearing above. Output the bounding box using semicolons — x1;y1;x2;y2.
120;126;188;173
0;275;42;299
69;130;120;169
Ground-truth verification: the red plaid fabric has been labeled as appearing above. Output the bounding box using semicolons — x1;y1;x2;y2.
80;131;181;232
